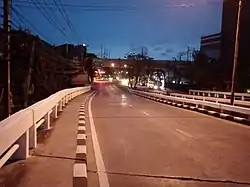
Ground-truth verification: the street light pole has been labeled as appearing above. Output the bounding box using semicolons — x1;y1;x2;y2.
230;0;242;105
3;0;11;118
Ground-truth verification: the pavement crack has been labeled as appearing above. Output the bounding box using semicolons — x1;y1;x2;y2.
87;170;250;186
32;154;86;162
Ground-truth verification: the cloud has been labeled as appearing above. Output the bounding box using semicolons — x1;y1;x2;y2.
154;46;163;51
166;48;174;53
161;52;168;57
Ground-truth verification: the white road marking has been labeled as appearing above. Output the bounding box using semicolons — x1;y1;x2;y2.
77;134;87;140
78;126;86;131
143;112;150;116
79;112;85;115
129;105;133;107
220;113;229;118
234;117;245;121
76;145;86;154
176;129;193;138
88;94;110;187
73;163;87;178
78;120;85;124
79;116;85;120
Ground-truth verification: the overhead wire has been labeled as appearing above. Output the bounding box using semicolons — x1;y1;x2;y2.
56;0;82;42
11;6;49;41
12;0;217;11
52;0;82;42
39;0;67;34
29;0;68;38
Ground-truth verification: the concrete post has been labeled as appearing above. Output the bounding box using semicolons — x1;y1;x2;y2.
13;130;29;160
59;100;63;111
43;110;52;129
53;104;58;118
62;97;65;107
29;124;37;149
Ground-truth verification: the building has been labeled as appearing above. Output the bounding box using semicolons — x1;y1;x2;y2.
200;33;222;60
220;0;250;90
55;44;87;61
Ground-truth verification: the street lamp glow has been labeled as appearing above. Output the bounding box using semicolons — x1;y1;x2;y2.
124;64;127;68
111;63;115;67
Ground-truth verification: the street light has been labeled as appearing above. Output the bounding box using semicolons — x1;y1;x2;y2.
111;63;115;67
124;64;127;68
230;0;242;105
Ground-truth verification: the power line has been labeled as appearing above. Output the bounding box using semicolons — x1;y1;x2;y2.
39;0;67;34
57;0;82;42
52;0;82;42
29;0;68;38
11;6;49;40
12;1;214;11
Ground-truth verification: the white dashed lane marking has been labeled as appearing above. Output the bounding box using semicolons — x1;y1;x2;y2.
176;129;193;138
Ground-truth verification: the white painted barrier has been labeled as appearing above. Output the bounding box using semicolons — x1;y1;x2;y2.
131;89;250;120
170;93;250;108
189;90;250;101
0;86;90;168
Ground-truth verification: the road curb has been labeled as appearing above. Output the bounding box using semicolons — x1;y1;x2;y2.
73;103;87;187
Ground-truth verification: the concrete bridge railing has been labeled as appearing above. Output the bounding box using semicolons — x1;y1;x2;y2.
0;86;90;168
189;90;250;101
131;89;250;121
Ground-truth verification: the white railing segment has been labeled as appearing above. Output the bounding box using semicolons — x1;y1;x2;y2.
131;89;250;120
170;93;250;108
189;90;250;101
0;86;90;168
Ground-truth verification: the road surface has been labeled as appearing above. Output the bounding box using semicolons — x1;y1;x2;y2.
86;83;250;187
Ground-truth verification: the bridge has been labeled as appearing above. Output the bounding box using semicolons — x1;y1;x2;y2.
96;58;190;69
1;82;250;187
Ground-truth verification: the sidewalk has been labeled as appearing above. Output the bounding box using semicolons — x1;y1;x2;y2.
0;93;89;187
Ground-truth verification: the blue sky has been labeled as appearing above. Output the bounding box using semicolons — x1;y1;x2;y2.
9;0;223;59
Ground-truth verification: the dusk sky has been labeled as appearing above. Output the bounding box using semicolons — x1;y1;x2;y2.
9;0;223;59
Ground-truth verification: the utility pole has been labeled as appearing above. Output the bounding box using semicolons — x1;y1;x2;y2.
101;45;103;58
230;0;242;105
3;0;11;118
23;41;35;108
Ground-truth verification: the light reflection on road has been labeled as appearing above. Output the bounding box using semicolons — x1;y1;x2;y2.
121;94;127;106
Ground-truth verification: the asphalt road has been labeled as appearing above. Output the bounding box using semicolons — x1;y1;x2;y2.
87;83;250;187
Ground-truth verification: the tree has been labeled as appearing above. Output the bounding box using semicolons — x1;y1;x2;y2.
124;51;154;88
188;51;219;89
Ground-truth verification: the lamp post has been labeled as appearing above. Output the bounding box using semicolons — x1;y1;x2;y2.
230;0;243;105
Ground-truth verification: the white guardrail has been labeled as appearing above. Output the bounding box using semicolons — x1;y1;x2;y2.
189;90;250;101
131;89;250;122
0;86;90;168
170;93;250;108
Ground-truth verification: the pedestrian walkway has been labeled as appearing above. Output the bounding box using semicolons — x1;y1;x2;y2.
0;94;89;187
